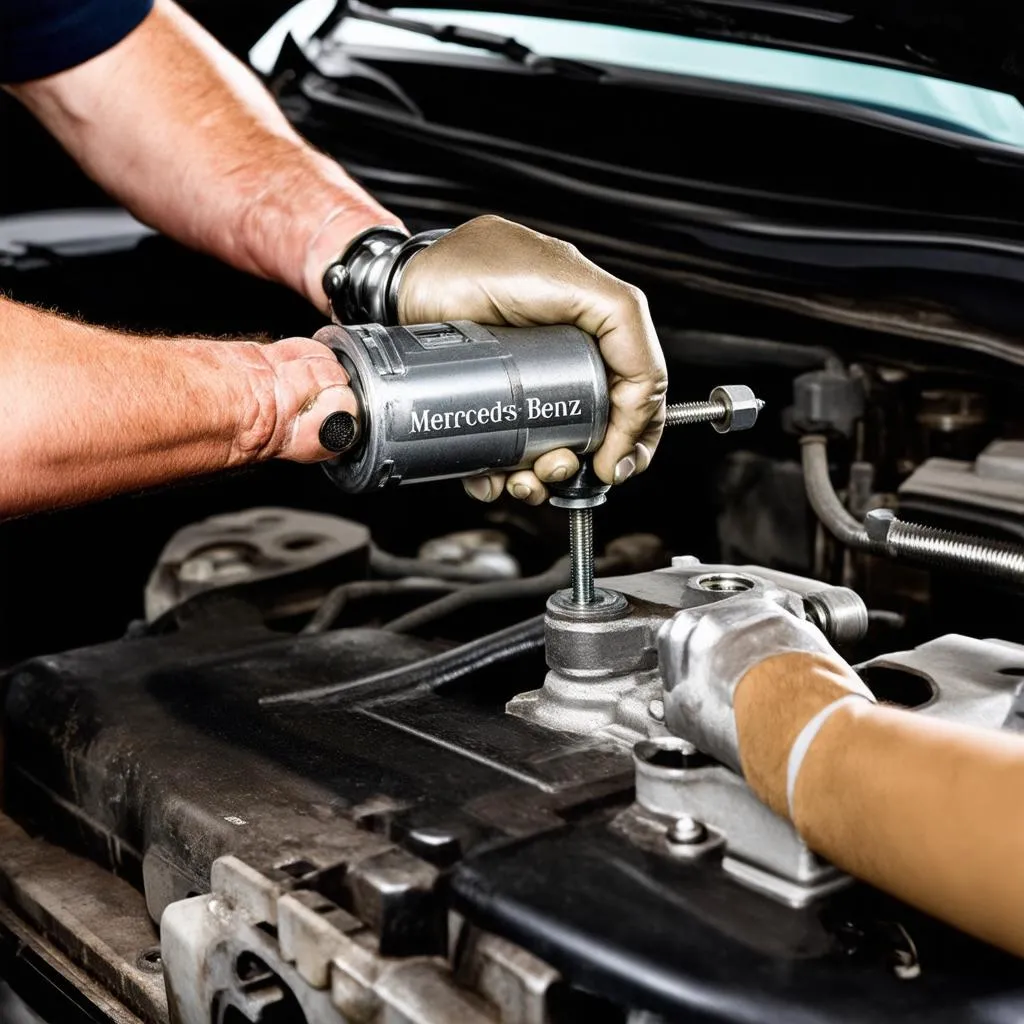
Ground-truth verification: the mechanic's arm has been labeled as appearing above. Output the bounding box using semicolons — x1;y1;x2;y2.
736;656;1024;958
6;0;399;309
0;299;355;517
662;598;1024;959
8;0;667;499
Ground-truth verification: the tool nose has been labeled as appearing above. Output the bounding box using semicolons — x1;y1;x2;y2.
318;411;361;454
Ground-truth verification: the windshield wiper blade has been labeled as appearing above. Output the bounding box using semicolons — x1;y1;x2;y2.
333;1;610;80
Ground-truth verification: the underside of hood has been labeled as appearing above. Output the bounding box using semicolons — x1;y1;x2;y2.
397;1;1024;100
185;0;1024;102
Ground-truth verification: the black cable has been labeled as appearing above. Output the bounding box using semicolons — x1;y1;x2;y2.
383;557;570;633
302;578;460;635
262;614;545;708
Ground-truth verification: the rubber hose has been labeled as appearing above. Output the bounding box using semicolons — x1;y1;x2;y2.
262;614;545;709
800;435;874;550
302;578;460;635
383;556;572;633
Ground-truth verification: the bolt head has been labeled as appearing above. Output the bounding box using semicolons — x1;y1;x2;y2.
865;508;896;544
710;385;762;433
667;815;707;846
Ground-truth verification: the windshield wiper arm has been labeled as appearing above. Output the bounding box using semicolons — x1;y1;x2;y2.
332;1;610;80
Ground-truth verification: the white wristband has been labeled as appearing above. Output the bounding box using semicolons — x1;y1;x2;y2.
786;695;868;817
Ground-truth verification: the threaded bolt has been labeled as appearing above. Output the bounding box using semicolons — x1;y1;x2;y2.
569;507;595;605
863;507;1024;586
666;399;730;428
889;519;1024;583
665;388;765;433
667;815;707;846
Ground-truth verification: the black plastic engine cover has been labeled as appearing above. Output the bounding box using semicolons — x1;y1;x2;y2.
5;624;1024;1022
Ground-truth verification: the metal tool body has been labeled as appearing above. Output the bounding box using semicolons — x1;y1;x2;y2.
549;388;764;609
316;321;609;493
314;315;762;612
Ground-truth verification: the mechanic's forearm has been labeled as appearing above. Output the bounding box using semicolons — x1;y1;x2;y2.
735;657;1024;957
8;0;403;308
0;299;275;516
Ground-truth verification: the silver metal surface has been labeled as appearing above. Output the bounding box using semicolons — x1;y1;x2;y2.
658;591;847;772
865;508;1024;586
143;507;370;623
976;439;1024;484
664;398;727;428
327;226;444;325
622;736;848;908
802;586;869;646
318;322;609;493
664;384;763;433
605;628;1024;909
162;855;514;1024
856;634;1024;729
569;508;595;604
667;815;707;845
803;433;1024;586
507;561;808;743
452;918;559;1024
800;434;874;550
898;444;1024;530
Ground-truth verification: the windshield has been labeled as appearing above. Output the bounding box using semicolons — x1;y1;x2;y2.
252;1;1024;146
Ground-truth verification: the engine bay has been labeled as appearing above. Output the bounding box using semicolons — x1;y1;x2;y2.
6;3;1024;1021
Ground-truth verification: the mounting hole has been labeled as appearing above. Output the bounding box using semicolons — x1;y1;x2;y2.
280;535;320;552
634;737;713;771
858;666;935;709
693;573;755;594
235;951;273;983
136;947;163;973
999;667;1024;677
276;858;317;879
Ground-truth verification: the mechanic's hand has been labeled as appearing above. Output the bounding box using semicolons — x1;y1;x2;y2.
397;216;668;505
657;595;874;775
252;338;359;463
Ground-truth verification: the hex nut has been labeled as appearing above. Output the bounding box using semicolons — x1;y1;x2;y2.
710;385;762;434
864;508;896;545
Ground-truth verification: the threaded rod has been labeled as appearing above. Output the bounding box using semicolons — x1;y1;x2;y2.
665;400;728;428
569;507;595;605
886;519;1024;585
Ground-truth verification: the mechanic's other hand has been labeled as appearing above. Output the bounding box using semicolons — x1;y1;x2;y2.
253;338;358;463
657;595;874;775
396;216;668;504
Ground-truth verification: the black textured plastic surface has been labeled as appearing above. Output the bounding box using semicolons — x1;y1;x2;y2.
6;623;1024;1021
319;411;359;453
547;459;610;503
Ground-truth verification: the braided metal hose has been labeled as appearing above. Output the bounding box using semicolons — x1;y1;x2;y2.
801;434;1024;587
868;512;1024;587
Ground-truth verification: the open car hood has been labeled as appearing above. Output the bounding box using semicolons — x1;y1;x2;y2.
394;2;1024;100
188;0;1024;102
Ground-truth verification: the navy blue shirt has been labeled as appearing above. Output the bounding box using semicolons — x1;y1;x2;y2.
1;0;154;83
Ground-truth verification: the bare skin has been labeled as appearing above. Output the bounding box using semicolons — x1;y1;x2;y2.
2;0;667;515
6;0;403;306
0;300;358;516
735;652;1024;958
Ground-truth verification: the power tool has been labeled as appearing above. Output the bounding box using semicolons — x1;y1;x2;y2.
314;227;763;606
